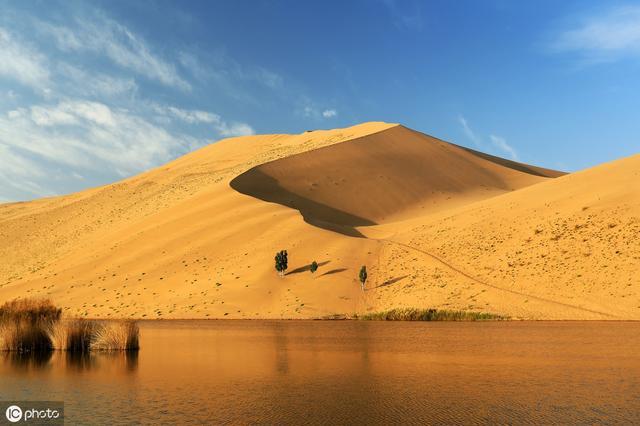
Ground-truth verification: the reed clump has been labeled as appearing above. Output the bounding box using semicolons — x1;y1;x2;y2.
1;298;139;353
0;298;61;353
51;319;101;352
0;298;61;324
356;308;507;321
93;320;140;351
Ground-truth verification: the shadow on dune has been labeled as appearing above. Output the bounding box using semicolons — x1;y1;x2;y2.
229;126;565;239
320;268;348;276
230;168;374;238
286;260;331;275
368;275;409;290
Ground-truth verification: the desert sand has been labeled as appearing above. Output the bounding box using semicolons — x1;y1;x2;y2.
0;122;637;319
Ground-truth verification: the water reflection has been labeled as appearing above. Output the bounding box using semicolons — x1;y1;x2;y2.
1;349;138;374
272;322;289;375
3;350;52;371
65;351;95;371
2;321;639;424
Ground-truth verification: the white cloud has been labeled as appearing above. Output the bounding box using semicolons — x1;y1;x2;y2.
56;63;138;98
151;104;254;136
165;106;219;124
30;105;77;126
458;115;518;161
0;27;50;92
7;108;26;119
216;122;254;137
552;6;640;62
490;134;518;161
457;115;482;147
301;104;339;120
0;100;202;187
42;16;190;91
0;7;257;201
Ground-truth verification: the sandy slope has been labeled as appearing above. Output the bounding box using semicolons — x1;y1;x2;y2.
367;154;640;319
0;122;636;319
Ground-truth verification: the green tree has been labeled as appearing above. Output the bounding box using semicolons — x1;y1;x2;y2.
359;265;367;290
275;250;288;277
310;261;318;273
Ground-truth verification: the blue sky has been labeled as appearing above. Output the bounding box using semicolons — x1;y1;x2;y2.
1;0;639;201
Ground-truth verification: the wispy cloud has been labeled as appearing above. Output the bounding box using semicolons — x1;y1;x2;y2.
0;27;50;93
380;0;423;31
152;104;254;136
3;101;191;170
457;115;482;147
551;6;640;62
41;15;190;91
458;115;518;161
489;134;518;161
300;102;339;120
0;5;259;201
322;109;337;118
56;63;138;98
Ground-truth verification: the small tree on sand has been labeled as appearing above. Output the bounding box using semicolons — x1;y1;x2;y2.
310;261;318;273
359;265;367;290
275;250;288;277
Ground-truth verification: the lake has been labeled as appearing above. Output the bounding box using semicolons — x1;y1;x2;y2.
2;320;639;424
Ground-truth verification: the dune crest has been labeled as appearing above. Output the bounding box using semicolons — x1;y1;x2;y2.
231;125;562;235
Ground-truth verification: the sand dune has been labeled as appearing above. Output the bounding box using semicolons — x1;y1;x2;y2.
0;122;636;319
231;125;561;235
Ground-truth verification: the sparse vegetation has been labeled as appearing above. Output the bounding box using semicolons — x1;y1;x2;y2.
51;319;99;352
356;308;507;321
93;320;139;351
0;298;139;353
0;298;61;324
310;261;318;273
275;250;288;277
0;298;61;353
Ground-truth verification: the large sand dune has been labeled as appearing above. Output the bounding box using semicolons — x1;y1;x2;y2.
230;125;561;235
0;122;637;319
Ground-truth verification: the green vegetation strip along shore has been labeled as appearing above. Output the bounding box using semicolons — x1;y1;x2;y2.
354;308;508;321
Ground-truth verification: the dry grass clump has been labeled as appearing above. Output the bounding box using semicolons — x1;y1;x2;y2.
0;321;53;352
1;298;139;353
357;308;507;321
93;320;139;351
0;298;61;352
51;319;100;352
0;298;61;324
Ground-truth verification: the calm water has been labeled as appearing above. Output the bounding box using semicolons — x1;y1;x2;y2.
1;320;639;424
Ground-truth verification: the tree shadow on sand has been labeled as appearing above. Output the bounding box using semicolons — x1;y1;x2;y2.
368;275;409;290
286;261;331;276
320;268;348;277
